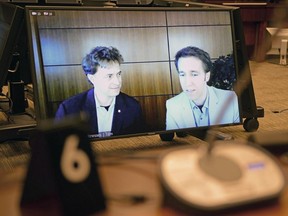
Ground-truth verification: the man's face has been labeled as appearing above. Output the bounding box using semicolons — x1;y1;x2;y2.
88;62;122;102
177;56;210;105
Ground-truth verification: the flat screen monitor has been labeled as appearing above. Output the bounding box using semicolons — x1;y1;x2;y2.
0;2;25;92
25;4;256;140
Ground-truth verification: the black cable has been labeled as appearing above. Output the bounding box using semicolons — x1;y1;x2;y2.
106;194;149;205
272;108;288;113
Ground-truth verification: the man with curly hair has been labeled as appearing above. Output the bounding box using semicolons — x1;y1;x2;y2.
55;46;143;138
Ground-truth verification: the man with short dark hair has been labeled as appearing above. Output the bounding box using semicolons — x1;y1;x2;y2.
166;46;240;130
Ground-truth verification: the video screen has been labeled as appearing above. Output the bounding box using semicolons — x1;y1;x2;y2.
26;6;242;139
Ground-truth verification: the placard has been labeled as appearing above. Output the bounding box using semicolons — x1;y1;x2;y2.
20;115;106;215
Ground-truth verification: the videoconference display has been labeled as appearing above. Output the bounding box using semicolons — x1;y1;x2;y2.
26;6;242;139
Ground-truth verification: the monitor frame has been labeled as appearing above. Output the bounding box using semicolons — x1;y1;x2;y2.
25;4;259;141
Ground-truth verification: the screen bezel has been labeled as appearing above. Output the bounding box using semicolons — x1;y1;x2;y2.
25;5;246;141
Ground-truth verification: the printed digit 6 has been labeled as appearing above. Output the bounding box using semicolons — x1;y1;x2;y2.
60;134;90;183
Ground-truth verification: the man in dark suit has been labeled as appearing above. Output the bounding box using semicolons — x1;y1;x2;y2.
55;46;143;138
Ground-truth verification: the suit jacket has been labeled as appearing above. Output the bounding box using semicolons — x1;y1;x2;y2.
55;89;143;137
166;86;240;130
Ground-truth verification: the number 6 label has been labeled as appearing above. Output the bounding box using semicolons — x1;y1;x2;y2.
60;134;91;183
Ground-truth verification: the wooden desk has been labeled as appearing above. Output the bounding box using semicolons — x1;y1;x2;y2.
1;60;288;215
0;138;288;216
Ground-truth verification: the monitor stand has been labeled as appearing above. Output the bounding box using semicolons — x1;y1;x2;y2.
0;83;36;143
8;81;27;114
159;129;208;142
159;128;236;142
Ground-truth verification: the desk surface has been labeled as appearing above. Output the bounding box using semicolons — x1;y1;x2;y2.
1;61;288;215
0;138;288;216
